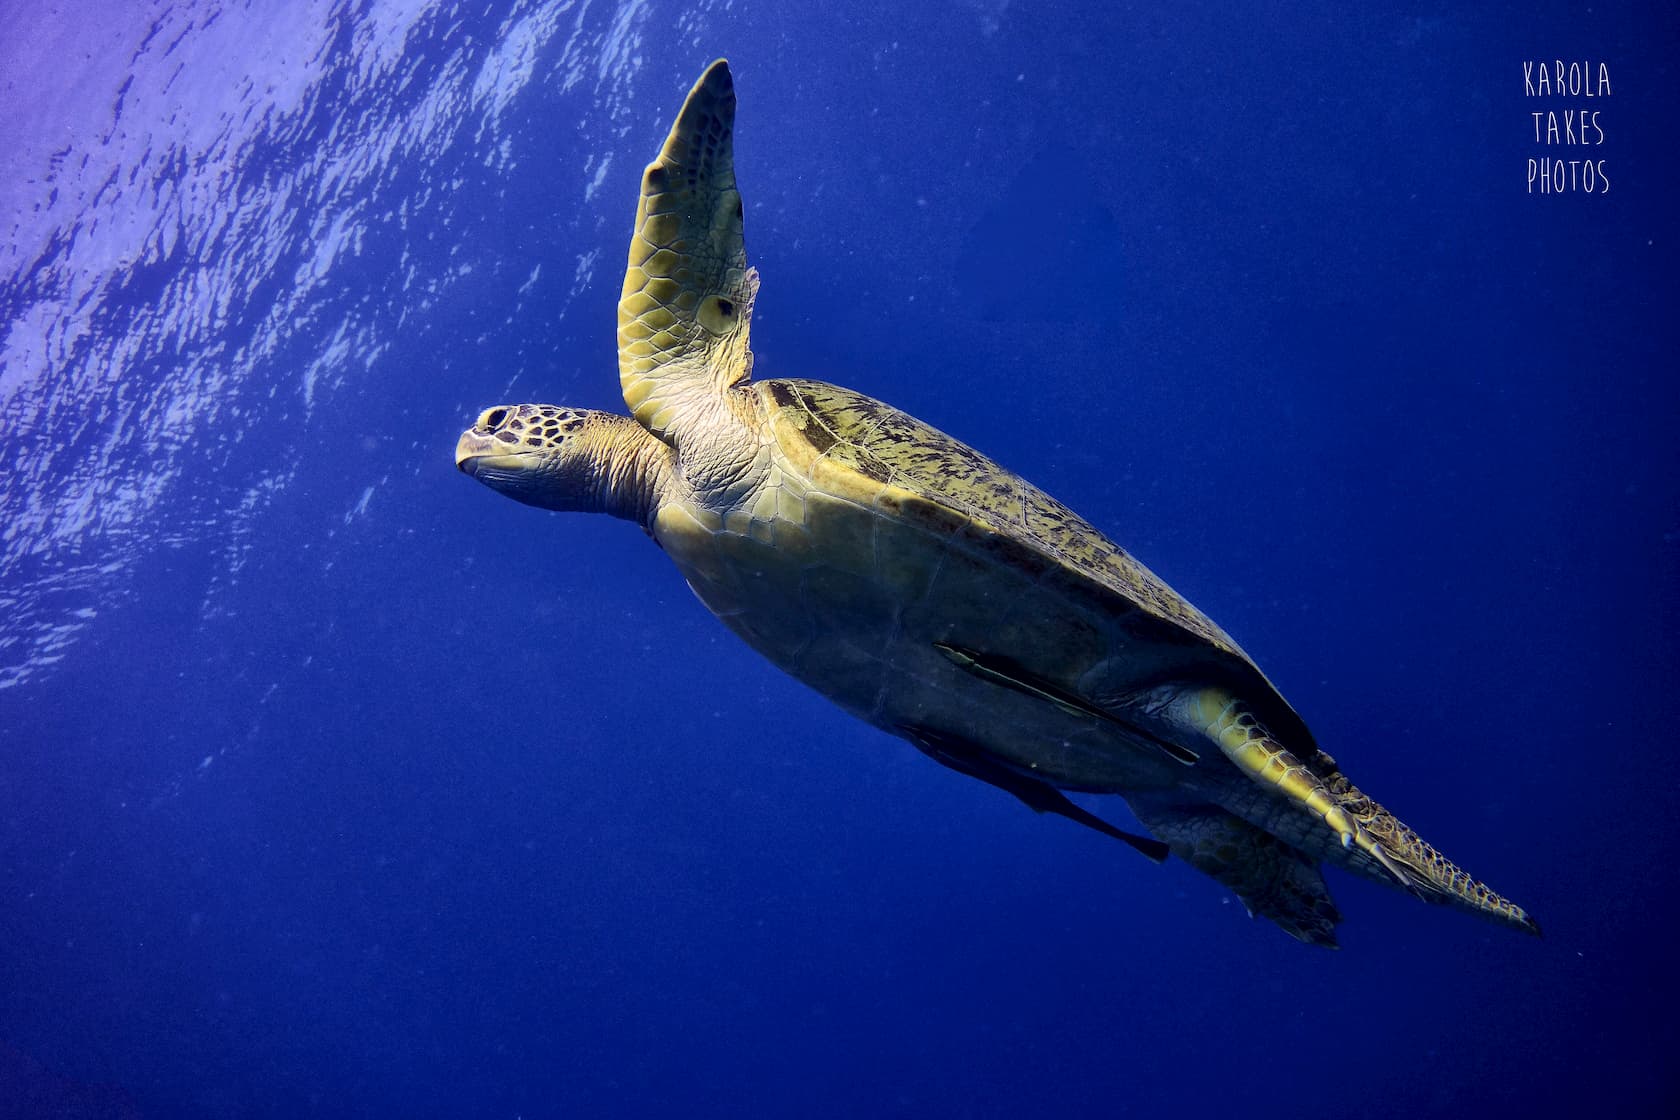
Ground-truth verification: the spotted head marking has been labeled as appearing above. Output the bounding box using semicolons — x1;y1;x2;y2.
456;404;632;514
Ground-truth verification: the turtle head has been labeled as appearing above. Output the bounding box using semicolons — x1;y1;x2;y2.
456;404;670;525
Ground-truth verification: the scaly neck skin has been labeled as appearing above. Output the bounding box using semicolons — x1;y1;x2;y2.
665;386;766;504
578;413;675;530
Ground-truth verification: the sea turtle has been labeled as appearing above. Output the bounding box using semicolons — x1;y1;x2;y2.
455;59;1537;946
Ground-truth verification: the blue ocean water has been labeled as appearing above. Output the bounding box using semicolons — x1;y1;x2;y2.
2;1;1676;1116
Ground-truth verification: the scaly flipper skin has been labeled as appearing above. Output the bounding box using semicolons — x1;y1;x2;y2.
1129;800;1343;947
1143;685;1538;936
617;59;759;445
1316;761;1540;935
1161;686;1415;886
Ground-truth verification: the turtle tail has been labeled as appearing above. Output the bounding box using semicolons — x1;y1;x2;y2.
1313;754;1541;936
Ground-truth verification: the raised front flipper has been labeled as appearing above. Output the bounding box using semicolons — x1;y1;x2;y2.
903;726;1169;863
1130;800;1342;948
617;59;760;444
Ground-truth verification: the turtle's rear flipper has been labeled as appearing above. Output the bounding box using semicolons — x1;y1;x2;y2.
903;726;1169;863
1129;799;1342;948
1158;686;1419;892
1148;687;1541;936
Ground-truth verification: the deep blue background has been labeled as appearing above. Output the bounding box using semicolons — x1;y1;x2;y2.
3;2;1677;1117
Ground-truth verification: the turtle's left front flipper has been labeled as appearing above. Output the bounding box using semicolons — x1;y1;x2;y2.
904;726;1169;863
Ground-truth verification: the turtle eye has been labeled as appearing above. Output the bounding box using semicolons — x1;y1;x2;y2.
698;294;737;336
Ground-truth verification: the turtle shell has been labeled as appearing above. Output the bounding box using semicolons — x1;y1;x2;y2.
752;377;1316;751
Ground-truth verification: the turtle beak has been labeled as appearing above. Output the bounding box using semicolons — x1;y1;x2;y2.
455;429;496;474
455;427;553;505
